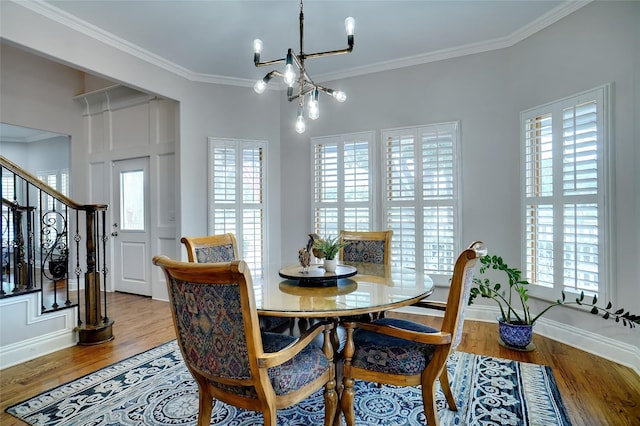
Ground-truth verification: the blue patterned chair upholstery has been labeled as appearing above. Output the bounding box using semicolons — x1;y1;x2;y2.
181;233;292;333
339;230;393;265
340;241;486;426
181;233;239;263
153;257;337;426
339;230;393;322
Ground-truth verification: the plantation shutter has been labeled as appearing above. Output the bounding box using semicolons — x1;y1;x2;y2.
384;131;417;269
312;132;373;237
521;85;608;300
524;113;554;288
561;101;599;293
208;138;266;277
1;175;16;245
382;122;459;278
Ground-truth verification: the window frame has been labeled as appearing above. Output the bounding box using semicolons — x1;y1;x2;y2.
381;122;462;285
207;137;268;278
310;131;377;237
520;84;613;302
310;122;461;285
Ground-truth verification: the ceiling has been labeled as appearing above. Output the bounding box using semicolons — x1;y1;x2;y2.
0;123;67;143
30;1;588;86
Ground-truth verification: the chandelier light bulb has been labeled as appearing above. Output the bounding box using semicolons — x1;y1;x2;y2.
284;64;296;86
308;102;319;120
344;17;355;36
308;89;319;120
333;91;347;102
253;39;263;54
295;115;306;134
254;80;267;94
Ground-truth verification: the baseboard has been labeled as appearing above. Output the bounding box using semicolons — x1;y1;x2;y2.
0;293;78;370
394;305;640;374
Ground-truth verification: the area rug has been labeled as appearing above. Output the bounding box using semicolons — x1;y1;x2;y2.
6;340;571;425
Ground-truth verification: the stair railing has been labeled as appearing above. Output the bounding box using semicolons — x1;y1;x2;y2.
0;155;113;345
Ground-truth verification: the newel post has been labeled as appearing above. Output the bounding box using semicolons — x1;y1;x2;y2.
77;206;114;345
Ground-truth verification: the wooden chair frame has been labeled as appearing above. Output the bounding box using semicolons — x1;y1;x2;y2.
338;230;393;265
180;233;292;333
152;256;338;426
340;241;485;426
180;233;239;262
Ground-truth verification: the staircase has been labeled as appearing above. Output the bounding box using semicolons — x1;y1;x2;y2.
1;155;113;367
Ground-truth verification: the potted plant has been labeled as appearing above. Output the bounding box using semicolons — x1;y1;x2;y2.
312;235;346;273
468;254;638;350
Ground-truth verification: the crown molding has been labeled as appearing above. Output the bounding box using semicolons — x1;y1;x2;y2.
17;0;195;80
16;0;592;87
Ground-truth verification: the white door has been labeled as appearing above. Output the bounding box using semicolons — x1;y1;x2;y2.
112;157;151;296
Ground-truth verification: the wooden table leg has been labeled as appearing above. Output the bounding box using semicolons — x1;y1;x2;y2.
340;322;356;426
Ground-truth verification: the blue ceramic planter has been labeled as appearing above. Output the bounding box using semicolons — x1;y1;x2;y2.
498;318;534;349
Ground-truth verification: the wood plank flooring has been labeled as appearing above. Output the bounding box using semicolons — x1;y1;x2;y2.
1;291;638;425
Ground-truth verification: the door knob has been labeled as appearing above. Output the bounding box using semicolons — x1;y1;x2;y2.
111;231;118;237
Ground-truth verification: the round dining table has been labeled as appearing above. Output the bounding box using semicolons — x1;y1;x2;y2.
253;261;434;425
254;261;434;319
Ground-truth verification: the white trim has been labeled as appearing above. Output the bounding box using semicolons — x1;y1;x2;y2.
0;293;78;370
0;327;78;370
394;304;640;374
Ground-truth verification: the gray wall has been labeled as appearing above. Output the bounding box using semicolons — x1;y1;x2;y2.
279;2;639;347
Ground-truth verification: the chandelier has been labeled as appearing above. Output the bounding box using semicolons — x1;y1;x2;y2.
252;0;355;134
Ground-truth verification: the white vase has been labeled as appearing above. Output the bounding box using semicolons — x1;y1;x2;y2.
323;258;337;273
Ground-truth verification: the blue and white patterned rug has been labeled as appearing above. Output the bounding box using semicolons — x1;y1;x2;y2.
6;340;571;425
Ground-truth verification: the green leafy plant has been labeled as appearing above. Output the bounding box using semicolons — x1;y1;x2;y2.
312;235;347;260
468;254;639;328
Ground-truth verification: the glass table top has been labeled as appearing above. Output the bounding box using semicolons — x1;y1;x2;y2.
254;262;434;318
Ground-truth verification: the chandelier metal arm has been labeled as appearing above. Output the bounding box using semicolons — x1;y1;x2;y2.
287;84;316;102
254;57;286;68
254;38;353;71
303;46;354;60
290;53;314;85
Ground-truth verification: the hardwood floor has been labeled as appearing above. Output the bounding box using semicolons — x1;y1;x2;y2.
1;292;638;425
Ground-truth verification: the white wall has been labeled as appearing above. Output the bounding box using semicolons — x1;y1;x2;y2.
1;1;638;365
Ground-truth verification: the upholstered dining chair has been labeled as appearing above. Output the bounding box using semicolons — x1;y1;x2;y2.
339;230;393;321
338;230;393;265
181;233;292;334
180;233;239;263
340;241;486;426
152;256;338;426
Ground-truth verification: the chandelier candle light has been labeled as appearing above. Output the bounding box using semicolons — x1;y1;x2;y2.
253;0;355;133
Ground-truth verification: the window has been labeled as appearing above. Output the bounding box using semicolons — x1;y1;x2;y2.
311;132;375;237
521;85;611;301
382;123;461;282
208;138;267;277
1;174;16;249
119;170;145;231
311;124;461;283
37;169;70;248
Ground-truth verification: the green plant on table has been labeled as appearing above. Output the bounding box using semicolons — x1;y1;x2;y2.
467;254;639;328
312;235;347;261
